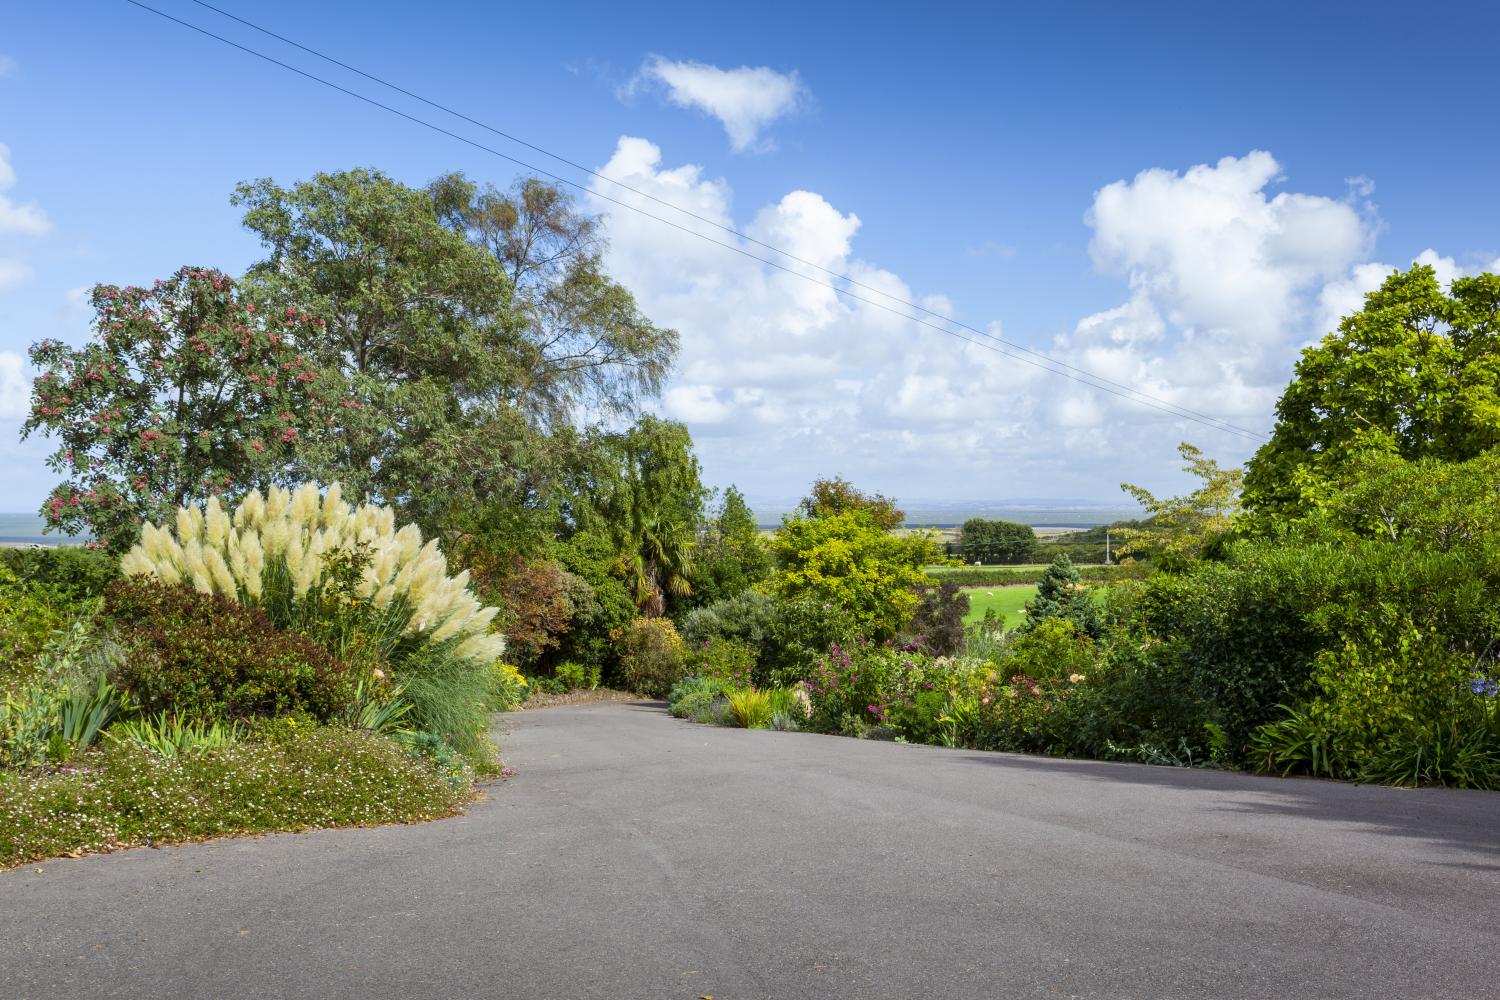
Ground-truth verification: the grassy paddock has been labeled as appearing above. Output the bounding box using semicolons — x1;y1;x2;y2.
960;585;1039;626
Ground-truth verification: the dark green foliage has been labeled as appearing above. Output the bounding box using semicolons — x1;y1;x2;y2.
104;580;358;723
904;581;969;655
1022;555;1102;639
0;546;119;603
688;486;772;607
957;518;1040;564
761;598;857;686
552;529;639;672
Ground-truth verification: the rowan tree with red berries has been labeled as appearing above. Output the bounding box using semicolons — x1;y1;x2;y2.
23;267;339;550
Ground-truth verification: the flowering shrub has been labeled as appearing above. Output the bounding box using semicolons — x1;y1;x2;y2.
23;268;340;550
805;640;908;735
613;617;686;697
117;485;506;757
684;636;757;689
118;484;506;670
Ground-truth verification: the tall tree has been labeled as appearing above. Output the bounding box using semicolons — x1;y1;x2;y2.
797;476;905;530
690;485;773;606
957;518;1040;564
23;268;334;549
578;416;706;616
1243;263;1500;523
232;168;516;529
1118;442;1242;561
428;174;678;426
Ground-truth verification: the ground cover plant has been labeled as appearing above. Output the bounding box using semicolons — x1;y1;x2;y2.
0;725;469;868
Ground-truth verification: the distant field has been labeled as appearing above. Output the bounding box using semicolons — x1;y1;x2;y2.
961;585;1038;626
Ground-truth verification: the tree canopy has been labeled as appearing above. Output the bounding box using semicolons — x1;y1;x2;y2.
1243;263;1500;523
957;518;1040;564
1118;442;1242;562
23;268;336;550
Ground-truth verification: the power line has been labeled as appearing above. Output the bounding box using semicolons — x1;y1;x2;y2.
122;0;1269;441
186;1;1268;441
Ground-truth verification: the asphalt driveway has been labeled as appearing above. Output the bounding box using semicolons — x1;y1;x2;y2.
3;701;1498;999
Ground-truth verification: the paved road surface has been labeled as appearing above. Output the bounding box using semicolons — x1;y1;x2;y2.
4;702;1499;999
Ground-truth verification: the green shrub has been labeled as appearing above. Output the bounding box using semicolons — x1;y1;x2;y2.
689;697;735;726
762;598;856;686
667;674;725;717
1248;705;1344;778
2;619;127;767
0;726;469;867
613;617;687;697
727;688;774;728
682;636;757;688
680;589;776;651
105;579;359;723
0;546;119;603
1358;720;1500;789
555;660;601;691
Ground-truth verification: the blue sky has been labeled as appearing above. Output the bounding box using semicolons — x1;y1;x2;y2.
2;0;1498;512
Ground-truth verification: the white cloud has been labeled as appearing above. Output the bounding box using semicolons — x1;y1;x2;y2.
1087;151;1370;344
0;258;33;289
585;139;1484;501
0;351;29;420
630;57;806;152
0;143;52;236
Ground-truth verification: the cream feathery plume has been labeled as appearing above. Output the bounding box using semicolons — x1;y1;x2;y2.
204;496;230;549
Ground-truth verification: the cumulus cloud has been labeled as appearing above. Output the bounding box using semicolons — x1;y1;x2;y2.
586;139;1484;500
0;350;29;420
1087;151;1369;344
0;143;52;237
629;57;806;152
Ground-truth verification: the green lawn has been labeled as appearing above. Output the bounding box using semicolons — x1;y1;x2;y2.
961;585;1038;626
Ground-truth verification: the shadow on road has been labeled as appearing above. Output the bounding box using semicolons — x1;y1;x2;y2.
952;750;1500;857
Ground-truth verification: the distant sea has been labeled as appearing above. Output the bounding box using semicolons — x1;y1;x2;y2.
748;501;1141;530
0;513;88;547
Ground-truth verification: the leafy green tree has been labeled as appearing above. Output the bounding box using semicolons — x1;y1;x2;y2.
578;416;706;616
689;486;772;607
1324;449;1500;550
428;174;678;425
1118;442;1242;562
766;500;940;641
797;476;905;530
233;168;515;528
23;268;335;549
957;518;1040;563
1243;263;1500;523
